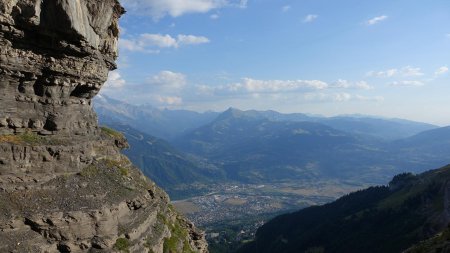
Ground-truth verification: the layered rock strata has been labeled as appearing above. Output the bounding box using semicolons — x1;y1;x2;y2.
0;0;208;252
0;0;121;136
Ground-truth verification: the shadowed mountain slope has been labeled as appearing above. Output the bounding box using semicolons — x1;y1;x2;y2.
239;165;450;253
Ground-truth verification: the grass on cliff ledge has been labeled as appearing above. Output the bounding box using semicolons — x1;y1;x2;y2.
80;158;130;178
163;216;196;253
0;131;69;145
101;126;125;139
0;132;43;145
114;238;130;252
105;158;130;176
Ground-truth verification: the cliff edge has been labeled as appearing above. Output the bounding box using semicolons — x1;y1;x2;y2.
0;0;208;252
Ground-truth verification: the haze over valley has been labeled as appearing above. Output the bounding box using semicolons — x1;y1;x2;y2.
94;94;450;252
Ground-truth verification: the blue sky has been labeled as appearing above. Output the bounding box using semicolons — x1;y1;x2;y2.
102;0;450;125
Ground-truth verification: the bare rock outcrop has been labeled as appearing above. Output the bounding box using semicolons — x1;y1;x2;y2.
0;0;208;252
0;0;120;136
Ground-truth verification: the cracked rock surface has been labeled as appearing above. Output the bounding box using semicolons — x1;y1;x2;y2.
0;1;208;252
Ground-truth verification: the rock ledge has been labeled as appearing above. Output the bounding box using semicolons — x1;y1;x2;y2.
0;1;208;252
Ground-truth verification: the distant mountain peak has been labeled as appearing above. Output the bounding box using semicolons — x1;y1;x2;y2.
225;107;242;113
215;107;247;120
213;108;275;125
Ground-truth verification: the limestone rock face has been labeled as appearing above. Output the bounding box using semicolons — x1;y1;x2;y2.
0;1;208;252
0;0;121;136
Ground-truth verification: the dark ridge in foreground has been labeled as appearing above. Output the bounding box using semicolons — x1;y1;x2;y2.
239;165;450;253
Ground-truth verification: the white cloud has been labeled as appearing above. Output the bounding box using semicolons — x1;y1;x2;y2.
196;78;328;97
110;71;187;106
104;71;126;89
333;93;352;102
303;14;319;23
231;78;328;93
147;71;187;90
367;66;423;78
210;13;220;19
367;69;398;78
196;78;374;97
435;66;449;76
119;33;210;52
401;66;424;77
384;69;399;77
122;0;246;20
177;34;211;45
390;80;425;87
366;15;388;25
354;95;384;102
282;5;291;12
119;38;145;52
236;0;248;8
141;34;178;48
331;79;373;90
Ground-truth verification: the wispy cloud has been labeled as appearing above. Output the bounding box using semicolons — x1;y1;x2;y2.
366;15;388;25
389;80;425;87
303;93;383;103
401;66;424;77
147;71;187;90
104;73;382;108
122;0;247;20
119;33;210;52
281;5;291;12
197;78;327;96
105;71;188;106
177;35;211;46
210;13;220;19
366;69;397;78
236;0;248;8
331;79;373;90
435;66;449;76
196;78;373;97
303;14;319;23
367;66;424;78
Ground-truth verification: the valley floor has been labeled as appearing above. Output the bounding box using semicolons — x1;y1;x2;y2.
172;180;372;252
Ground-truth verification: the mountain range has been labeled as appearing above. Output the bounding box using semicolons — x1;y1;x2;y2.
95;95;436;141
94;95;218;140
94;96;450;189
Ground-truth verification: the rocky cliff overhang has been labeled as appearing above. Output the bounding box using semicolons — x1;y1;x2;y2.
0;1;208;252
0;0;124;136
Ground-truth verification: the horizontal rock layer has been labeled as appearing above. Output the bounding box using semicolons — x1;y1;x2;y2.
0;0;121;136
0;0;208;252
0;147;207;252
